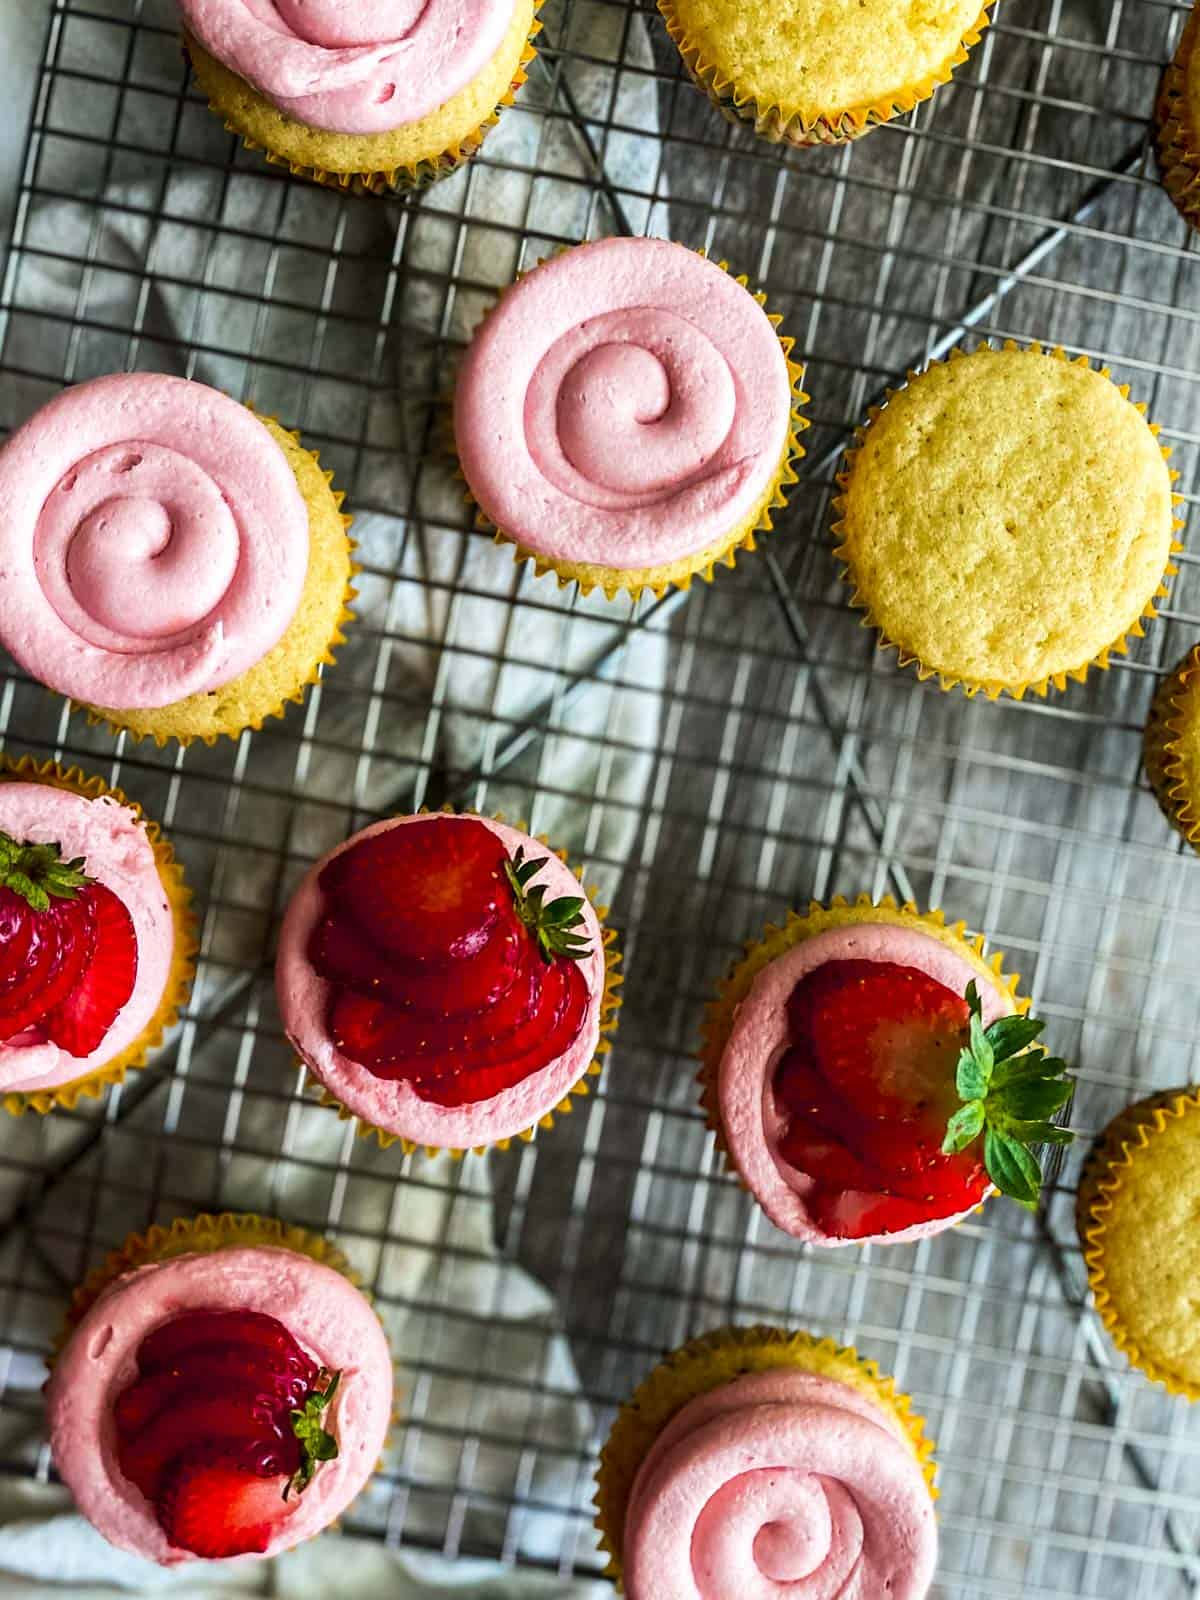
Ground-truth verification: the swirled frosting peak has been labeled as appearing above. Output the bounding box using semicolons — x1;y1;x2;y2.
0;374;309;711
623;1370;937;1599
455;237;794;572
179;0;518;133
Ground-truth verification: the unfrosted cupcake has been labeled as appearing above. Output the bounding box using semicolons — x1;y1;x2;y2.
46;1212;393;1563
276;812;621;1152
834;342;1183;699
0;756;194;1114
701;896;1072;1245
181;0;541;193
0;373;354;745
659;0;992;146
1078;1089;1200;1399
1144;643;1200;850
595;1324;938;1598
1158;2;1200;231
453;237;807;600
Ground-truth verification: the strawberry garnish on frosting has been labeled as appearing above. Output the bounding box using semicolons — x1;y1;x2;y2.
0;831;137;1057
773;961;1072;1239
114;1309;342;1559
310;817;592;1107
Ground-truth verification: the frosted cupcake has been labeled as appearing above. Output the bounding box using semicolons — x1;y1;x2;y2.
659;0;992;146
701;896;1072;1245
0;757;194;1114
276;812;621;1152
180;0;541;192
1078;1089;1200;1399
0;373;354;745
453;237;807;600
834;342;1183;699
1144;643;1200;850
47;1212;393;1563
595;1324;938;1598
1158;2;1200;231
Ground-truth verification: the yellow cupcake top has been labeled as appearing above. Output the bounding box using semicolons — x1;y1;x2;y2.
836;345;1178;695
664;0;986;123
1081;1093;1200;1399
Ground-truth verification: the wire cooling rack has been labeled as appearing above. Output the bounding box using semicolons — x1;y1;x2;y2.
1;0;1199;1595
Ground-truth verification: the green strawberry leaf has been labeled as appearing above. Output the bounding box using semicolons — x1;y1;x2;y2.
983;1013;1045;1062
505;848;593;965
943;1100;985;1153
286;1369;342;1500
0;831;91;913
993;1076;1073;1122
983;1128;1043;1209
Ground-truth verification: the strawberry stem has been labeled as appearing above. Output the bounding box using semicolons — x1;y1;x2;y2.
285;1368;341;1500
0;831;91;914
504;846;592;965
942;982;1075;1210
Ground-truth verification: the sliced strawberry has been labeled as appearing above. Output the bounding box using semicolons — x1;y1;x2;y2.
40;884;137;1057
0;891;35;990
776;1114;883;1191
116;1386;292;1501
321;817;510;962
137;1310;317;1385
809;1187;953;1240
0;896;95;1040
156;1451;296;1559
310;902;525;1017
115;1358;314;1439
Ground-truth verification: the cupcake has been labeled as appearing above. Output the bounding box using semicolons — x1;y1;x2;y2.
834;342;1184;699
180;0;541;193
1078;1090;1200;1399
595;1324;938;1598
453;237;807;601
1158;3;1200;231
0;756;194;1115
46;1212;393;1563
0;373;354;745
701;895;1073;1245
276;811;621;1152
1144;643;1200;850
659;0;992;147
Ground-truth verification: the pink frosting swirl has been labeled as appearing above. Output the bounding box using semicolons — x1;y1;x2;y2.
623;1370;937;1600
0;374;309;710
179;0;518;132
454;238;794;571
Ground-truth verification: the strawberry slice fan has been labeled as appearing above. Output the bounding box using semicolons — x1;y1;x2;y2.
113;1308;343;1560
0;830;138;1059
308;816;601;1111
774;965;1075;1240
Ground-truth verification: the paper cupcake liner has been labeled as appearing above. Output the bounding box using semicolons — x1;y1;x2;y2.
83;414;357;747
593;1323;937;1588
0;756;196;1117
184;3;542;196
657;0;992;147
832;340;1186;700
1078;1088;1200;1400
699;892;1026;1165
457;253;810;602
1156;6;1200;232
303;809;623;1157
1143;642;1200;850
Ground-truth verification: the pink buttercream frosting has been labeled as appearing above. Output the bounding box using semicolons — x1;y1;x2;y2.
719;923;1015;1248
622;1368;937;1599
454;238;793;570
275;815;606;1148
0;783;175;1095
0;373;309;710
46;1245;392;1565
178;0;518;132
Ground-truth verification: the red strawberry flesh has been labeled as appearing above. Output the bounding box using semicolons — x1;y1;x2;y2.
315;816;592;1108
772;960;988;1239
0;895;95;1040
41;883;137;1057
156;1452;297;1559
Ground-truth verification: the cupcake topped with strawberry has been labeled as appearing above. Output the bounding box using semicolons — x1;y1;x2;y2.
276;812;619;1151
0;760;193;1112
46;1215;392;1564
704;897;1072;1246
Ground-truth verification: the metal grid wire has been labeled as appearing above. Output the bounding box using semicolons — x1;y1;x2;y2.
0;0;1199;1594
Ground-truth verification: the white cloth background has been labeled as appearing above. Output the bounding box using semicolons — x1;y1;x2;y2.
0;0;668;1593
